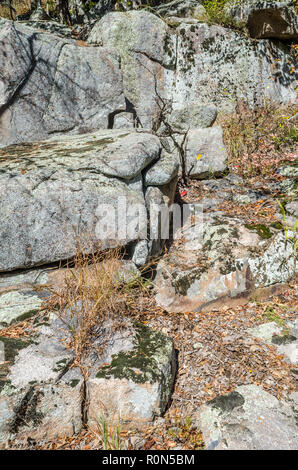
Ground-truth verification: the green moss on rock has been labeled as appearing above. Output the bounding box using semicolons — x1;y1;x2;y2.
0;336;30;393
96;322;173;385
245;223;272;239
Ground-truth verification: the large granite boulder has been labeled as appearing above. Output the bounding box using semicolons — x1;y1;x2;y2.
0;20;125;147
0;129;179;272
248;319;298;365
227;0;298;40
1;12;296;144
196;385;298;450
88;10;176;129
87;321;176;430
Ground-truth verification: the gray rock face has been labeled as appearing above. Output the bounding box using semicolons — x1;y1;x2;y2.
154;212;296;313
89;11;296;125
185;126;228;178
0;21;125;147
19;20;77;38
113;112;135;129
131;240;150;267
144;151;179;186
173;21;297;112
88;10;176;129
69;0;115;25
29;6;50;21
227;0;298;40
196;385;298;450
1;12;296;145
286;200;298;218
0;314;83;444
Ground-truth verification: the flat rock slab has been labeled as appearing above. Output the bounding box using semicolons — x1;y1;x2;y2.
185;126;228;179
0;269;50;293
196;384;298;450
0;130;164;272
144;151;179;186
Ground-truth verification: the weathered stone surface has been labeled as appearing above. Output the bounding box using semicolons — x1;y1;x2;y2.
174;22;297;112
0;315;82;445
113;112;135;129
185;126;228;178
0;268;50;292
131;240;150;267
29;6;50;21
0;371;83;445
154;212;296;313
0;130;163;272
43;44;125;136
227;0;298;40
88;11;176;129
277;163;298;178
0;21;125;147
7;317;73;389
69;0;115;25
89;11;296;122
87;322;176;429
0;302;177;442
0;290;43;325
286;200;298;218
145;176;178;258
248;321;284;343
196;385;298;450
1;10;297;147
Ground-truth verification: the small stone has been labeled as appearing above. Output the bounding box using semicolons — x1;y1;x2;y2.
131;240;149;267
247;322;283;343
185;127;228;179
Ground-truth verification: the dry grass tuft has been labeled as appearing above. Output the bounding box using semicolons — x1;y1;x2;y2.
45;247;150;373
